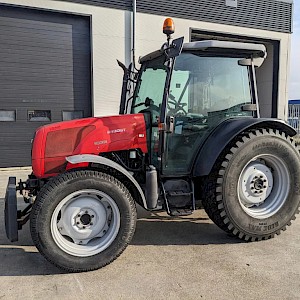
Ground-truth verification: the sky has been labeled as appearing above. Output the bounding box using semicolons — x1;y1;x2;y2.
289;1;300;100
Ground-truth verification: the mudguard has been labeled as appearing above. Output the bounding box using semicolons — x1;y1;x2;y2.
192;118;297;177
66;154;147;209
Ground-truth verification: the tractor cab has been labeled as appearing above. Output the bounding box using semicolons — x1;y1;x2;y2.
120;23;266;177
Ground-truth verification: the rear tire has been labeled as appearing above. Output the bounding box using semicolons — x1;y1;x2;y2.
30;170;137;272
203;129;300;241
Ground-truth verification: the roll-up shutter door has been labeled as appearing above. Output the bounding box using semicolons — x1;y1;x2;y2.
0;5;92;167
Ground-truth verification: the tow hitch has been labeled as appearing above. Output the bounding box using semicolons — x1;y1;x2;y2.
4;176;33;242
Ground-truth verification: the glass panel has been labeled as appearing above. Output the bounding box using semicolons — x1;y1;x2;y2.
131;56;167;168
0;110;16;121
62;110;83;121
28;110;51;122
169;54;252;117
131;56;167;120
164;53;252;174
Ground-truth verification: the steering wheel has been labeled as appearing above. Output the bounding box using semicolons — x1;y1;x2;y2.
132;97;159;111
167;94;187;115
132;97;160;124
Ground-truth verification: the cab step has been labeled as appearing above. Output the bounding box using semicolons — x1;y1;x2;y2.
161;178;195;216
169;208;193;216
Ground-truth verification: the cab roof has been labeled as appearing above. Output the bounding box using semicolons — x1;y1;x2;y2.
183;40;266;58
139;39;266;63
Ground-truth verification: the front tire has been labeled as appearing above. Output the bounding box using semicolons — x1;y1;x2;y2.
30;170;137;272
203;129;300;241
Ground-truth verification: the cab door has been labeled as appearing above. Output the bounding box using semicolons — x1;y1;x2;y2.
162;69;208;175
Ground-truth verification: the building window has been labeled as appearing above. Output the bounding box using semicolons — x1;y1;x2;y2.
225;0;237;8
0;110;16;121
62;110;84;121
28;110;51;122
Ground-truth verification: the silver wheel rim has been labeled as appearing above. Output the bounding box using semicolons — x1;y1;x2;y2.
50;189;120;257
238;154;290;219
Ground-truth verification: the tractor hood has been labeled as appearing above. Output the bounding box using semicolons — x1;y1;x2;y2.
32;114;147;178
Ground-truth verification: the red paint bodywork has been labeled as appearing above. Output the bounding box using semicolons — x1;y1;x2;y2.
32;114;148;178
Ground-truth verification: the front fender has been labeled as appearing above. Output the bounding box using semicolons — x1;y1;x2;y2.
66;154;147;209
192;118;296;177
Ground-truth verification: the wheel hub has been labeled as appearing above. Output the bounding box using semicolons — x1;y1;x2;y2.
240;161;273;206
80;214;91;226
253;178;264;191
75;209;95;229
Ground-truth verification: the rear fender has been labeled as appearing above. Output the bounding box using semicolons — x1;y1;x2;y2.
192;118;297;177
66;154;147;209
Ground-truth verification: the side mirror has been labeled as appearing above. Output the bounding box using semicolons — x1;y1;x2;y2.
164;36;184;59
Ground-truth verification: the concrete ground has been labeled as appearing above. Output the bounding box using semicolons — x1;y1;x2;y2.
0;168;300;300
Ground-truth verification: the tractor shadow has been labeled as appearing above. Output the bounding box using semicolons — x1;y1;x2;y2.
0;206;243;276
132;207;243;246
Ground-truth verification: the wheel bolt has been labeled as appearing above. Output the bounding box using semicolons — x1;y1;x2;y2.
77;214;81;217
251;187;254;190
107;205;111;209
83;226;86;229
263;185;267;188
260;176;263;178
91;215;94;218
76;222;80;225
251;181;254;184
254;191;257;194
260;190;263;193
263;179;267;182
90;222;93;226
85;210;88;214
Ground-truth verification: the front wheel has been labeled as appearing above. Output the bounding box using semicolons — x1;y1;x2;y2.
203;129;300;241
30;170;137;272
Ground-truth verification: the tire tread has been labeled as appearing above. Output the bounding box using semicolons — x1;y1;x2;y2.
202;128;300;241
30;170;136;273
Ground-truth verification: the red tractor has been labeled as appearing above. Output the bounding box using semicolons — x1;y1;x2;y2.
5;19;300;272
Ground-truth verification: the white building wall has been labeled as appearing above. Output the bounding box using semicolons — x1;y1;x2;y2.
0;0;291;119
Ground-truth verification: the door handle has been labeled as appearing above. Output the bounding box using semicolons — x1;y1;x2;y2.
166;116;175;133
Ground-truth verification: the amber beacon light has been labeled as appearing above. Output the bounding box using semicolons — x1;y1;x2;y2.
163;18;175;35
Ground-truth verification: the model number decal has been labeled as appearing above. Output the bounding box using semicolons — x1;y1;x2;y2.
94;140;107;145
107;128;126;134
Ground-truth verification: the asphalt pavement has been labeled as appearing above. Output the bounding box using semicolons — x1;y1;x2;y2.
0;168;300;300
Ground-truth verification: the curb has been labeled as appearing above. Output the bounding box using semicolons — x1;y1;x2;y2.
0;166;32;172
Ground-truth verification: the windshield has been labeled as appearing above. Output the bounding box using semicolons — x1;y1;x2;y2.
131;56;167;115
168;53;252;119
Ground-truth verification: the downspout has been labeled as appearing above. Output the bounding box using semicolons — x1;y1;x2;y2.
132;0;137;71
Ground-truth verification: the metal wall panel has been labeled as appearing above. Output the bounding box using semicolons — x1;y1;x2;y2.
0;5;92;167
58;0;292;33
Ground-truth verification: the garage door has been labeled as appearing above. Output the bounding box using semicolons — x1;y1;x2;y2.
0;5;92;167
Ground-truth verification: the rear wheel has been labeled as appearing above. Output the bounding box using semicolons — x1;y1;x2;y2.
203;129;300;241
30;170;136;272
